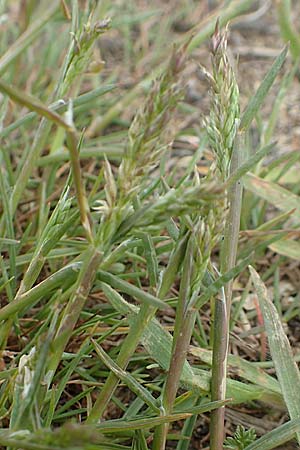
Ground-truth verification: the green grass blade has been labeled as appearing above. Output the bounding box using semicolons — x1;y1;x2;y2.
0;263;80;321
277;0;300;60
96;400;228;433
250;266;300;443
226;142;275;188
240;45;288;131
243;173;300;221
189;347;281;394
0;78;72;131
92;339;161;414
97;271;169;310
0;85;115;140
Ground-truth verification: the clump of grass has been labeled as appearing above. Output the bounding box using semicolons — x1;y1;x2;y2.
0;2;298;450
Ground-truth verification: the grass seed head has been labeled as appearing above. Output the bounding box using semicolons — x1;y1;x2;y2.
204;22;240;180
118;43;189;198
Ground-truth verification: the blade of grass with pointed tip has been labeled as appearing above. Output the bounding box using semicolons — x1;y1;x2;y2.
0;78;72;131
243;173;300;221
250;266;300;443
244;418;300;450
97;271;168;310
0;85;115;140
240;45;288;131
96;400;228;433
226;142;275;189
189;347;281;394
0;263;81;322
91;339;161;414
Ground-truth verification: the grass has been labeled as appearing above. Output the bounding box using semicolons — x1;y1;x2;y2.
1;1;300;449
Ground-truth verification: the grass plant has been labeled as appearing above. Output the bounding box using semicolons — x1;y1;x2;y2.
0;1;300;450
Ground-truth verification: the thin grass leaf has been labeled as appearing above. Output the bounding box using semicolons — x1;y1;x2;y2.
97;271;169;310
189;347;281;395
0;85;115;140
226;142;275;188
240;45;288;131
263;58;300;145
0;166;17;295
191;253;254;310
0;78;73;131
250;266;300;443
96;400;228;433
92;339;161;414
243;173;300;221
0;262;80;321
0;238;19;245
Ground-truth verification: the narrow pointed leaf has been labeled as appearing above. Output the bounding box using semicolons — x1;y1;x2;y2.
226;142;275;188
250;266;300;443
96;400;228;433
92;339;161;414
243;173;300;221
97;271;169;310
240;45;288;130
189;347;281;394
0;263;81;321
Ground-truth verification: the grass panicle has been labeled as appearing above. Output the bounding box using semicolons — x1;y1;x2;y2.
118;42;188;198
203;22;240;180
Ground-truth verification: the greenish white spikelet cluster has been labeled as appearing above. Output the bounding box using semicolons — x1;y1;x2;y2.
62;18;111;96
16;348;36;400
10;347;36;429
204;23;240;180
118;42;189;198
